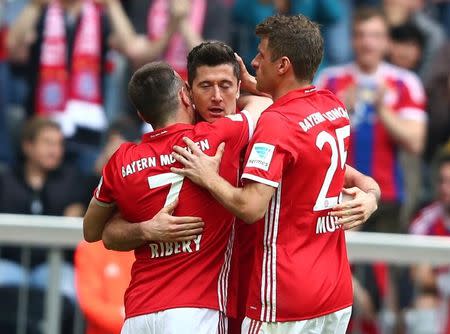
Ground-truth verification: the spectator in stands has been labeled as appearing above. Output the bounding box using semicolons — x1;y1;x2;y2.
124;0;231;79
383;0;445;79
0;117;85;302
316;7;427;234
389;22;425;73
75;241;134;334
408;150;450;334
6;0;135;174
387;20;428;236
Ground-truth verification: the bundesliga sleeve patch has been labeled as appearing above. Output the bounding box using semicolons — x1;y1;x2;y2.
246;143;275;171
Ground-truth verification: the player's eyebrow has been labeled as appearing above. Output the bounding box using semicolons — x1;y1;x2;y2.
198;79;234;85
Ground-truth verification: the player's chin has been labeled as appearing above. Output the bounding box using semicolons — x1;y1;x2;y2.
206;112;225;121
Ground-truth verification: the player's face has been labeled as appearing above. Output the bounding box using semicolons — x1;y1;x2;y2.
438;162;450;210
252;38;278;95
24;127;64;171
190;64;239;123
352;17;389;70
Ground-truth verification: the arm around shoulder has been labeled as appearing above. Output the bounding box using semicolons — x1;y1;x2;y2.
102;200;204;251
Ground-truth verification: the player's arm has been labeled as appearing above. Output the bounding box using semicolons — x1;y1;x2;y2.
329;165;380;230
83;197;116;243
102;200;204;251
171;138;275;223
237;94;272;127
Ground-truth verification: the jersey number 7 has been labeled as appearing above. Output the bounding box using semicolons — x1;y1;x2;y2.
313;125;350;211
148;173;185;207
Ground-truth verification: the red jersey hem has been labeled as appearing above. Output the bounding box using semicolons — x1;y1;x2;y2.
125;303;222;320
246;302;353;322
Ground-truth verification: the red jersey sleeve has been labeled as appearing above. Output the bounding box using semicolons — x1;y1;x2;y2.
396;71;426;122
241;110;292;188
93;143;131;206
206;109;253;151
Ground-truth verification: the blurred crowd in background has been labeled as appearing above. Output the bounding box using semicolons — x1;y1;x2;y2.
0;0;449;333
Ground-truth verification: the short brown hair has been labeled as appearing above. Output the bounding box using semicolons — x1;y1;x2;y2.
187;41;240;87
128;62;183;129
255;14;323;82
21;117;61;143
353;7;388;29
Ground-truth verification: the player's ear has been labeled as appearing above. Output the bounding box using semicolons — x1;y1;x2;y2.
180;86;191;109
278;56;291;75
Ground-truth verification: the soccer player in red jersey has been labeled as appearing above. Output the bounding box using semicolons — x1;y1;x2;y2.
83;61;268;333
171;15;380;333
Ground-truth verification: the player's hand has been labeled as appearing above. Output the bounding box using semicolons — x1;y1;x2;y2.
329;187;378;230
141;199;204;242
235;53;270;98
171;137;225;188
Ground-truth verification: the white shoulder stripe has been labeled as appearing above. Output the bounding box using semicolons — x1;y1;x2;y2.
241;173;279;188
241;109;254;140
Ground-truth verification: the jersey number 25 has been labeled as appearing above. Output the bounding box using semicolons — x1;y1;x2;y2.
313;125;350;211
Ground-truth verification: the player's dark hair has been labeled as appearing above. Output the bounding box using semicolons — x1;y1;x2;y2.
21;116;61;143
187;41;240;86
128;62;183;129
255;14;323;82
352;6;388;29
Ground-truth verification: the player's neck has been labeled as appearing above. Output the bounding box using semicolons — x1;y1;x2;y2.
154;113;194;130
272;78;312;102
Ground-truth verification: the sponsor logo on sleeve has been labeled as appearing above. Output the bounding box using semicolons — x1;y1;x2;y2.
246;143;275;171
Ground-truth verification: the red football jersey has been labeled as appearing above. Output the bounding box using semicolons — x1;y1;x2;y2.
241;87;353;322
95;112;253;320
